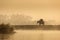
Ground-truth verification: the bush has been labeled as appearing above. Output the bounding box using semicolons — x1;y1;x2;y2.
0;23;14;34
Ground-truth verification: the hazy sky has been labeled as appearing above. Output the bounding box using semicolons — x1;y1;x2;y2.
0;0;60;25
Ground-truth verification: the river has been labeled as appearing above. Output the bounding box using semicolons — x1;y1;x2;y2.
0;30;60;40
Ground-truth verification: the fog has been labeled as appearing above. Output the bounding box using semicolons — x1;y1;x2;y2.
0;0;60;25
0;14;58;25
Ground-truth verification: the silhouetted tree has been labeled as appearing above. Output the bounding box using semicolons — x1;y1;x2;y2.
37;19;45;26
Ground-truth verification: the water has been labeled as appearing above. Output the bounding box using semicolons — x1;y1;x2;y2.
0;30;60;40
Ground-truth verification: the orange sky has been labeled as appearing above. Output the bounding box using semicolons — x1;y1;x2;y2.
0;0;60;25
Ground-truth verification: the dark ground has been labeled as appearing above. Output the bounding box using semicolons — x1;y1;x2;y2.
13;25;60;30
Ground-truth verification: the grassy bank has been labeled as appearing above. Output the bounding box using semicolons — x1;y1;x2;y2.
14;25;60;30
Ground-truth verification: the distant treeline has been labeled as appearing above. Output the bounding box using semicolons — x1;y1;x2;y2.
0;23;60;31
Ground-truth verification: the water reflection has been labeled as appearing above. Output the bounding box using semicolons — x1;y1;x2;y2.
0;33;15;40
0;30;60;40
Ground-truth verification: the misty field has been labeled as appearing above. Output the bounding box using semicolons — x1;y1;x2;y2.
0;25;60;40
0;30;60;40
